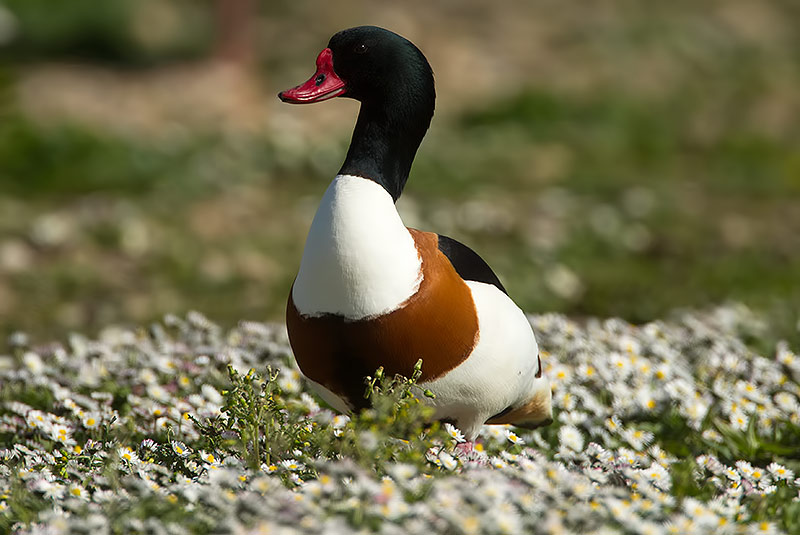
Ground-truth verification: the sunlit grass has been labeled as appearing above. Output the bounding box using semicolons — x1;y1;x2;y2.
2;82;800;342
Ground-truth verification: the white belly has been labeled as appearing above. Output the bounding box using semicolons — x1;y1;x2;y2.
419;281;546;439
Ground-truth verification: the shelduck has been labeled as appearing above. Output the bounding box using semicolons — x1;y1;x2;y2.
279;26;552;440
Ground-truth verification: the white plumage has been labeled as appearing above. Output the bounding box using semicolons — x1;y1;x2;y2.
293;174;423;320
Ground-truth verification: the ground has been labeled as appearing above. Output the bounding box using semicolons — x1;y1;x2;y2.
1;305;799;533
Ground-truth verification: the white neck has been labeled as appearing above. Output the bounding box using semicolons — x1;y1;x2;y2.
292;174;423;319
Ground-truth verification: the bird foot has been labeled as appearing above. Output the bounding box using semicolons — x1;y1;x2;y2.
454;441;474;457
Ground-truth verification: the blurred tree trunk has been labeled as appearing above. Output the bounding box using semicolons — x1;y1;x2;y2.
214;0;256;67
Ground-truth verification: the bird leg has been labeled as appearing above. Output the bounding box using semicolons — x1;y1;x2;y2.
454;441;474;457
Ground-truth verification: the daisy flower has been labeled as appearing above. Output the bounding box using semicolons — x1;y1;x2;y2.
280;459;304;471
82;413;100;429
118;447;137;463
605;415;622;433
443;422;465;443
504;429;524;445
438;451;458;471
171;441;191;458
622;427;654;451
68;484;88;500
767;462;794;481
558;425;584;452
729;409;749;432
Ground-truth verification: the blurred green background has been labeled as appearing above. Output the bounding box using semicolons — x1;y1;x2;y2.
0;0;798;343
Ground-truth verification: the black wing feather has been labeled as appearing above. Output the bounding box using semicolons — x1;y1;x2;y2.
437;234;507;295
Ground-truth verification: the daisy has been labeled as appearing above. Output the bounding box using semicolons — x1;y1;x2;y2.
701;429;724;443
147;383;170;403
558;425;584;452
280;459;304;471
458;515;481;535
22;352;45;375
577;364;598;382
278;369;301;393
724;466;741;482
33;479;65;501
138;368;157;385
50;423;76;446
82;413;100;429
773;392;798;412
648;445;673;467
171;441;191;458
617;448;640;467
729;408;749;432
550;365;571;384
750;466;768;482
490;457;507;469
26;410;47;430
504;429;524;445
118;447;137;463
438;451;458;471
483;425;508;442
654;364;670;381
622;428;654;451
605;415;622;433
443;422;465;443
387;463;417;482
636;389;658;412
735;460;755;479
556;391;577;411
610;353;631;377
750;521;778;534
68;484;88;500
767;462;794;481
642;463;671;491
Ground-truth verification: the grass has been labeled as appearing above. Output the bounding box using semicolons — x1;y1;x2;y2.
2;1;800;532
1;81;799;344
1;1;799;343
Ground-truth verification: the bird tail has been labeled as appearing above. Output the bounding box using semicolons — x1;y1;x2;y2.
485;377;553;428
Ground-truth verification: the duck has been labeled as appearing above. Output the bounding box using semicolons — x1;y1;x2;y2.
278;26;552;441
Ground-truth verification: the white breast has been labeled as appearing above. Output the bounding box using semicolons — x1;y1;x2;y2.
292;174;423;319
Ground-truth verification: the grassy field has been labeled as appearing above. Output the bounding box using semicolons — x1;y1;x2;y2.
0;0;798;343
1;307;799;533
1;2;800;532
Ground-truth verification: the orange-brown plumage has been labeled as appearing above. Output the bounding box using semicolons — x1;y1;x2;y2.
286;229;478;409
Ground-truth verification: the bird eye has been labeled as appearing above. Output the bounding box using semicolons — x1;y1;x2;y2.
354;43;368;54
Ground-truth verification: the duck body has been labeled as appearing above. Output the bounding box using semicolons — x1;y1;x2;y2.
280;26;552;440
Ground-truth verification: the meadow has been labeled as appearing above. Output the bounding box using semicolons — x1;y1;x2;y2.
0;1;799;533
1;306;799;533
0;0;798;341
